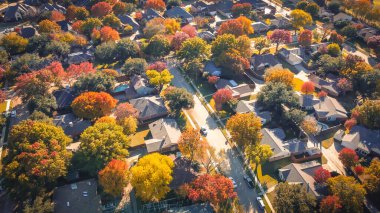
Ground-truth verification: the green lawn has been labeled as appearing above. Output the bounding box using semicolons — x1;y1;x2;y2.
254;157;292;190
194;78;216;100
129;127;150;147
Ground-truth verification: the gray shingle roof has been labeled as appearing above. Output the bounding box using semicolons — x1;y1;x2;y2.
129;96;168;121
164;6;193;20
145;118;181;153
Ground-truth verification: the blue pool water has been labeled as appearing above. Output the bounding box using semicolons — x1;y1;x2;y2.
113;84;129;93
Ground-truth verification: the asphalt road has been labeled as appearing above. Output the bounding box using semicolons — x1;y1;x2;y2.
169;65;264;213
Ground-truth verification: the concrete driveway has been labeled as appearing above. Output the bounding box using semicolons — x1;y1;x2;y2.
322;141;346;175
170;66;264;213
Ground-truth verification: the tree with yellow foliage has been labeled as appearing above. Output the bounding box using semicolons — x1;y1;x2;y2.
226;113;262;147
146;69;174;91
164;18;180;34
236;16;254;35
264;67;294;87
130;153;174;202
178;128;208;166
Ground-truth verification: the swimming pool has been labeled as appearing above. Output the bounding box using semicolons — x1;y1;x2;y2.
113;84;129;93
317;122;329;131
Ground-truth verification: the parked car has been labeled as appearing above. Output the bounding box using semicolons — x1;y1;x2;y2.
243;174;254;188
256;197;265;209
10;110;16;118
200;126;208;136
228;177;237;188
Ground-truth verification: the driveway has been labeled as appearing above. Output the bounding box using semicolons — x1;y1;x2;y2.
322;141;346;175
169;66;264;213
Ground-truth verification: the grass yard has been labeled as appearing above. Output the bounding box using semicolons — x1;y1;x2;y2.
322;137;334;149
129;127;150;148
254;157;292;190
194;78;216;101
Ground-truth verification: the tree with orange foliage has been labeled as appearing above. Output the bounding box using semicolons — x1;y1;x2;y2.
50;11;65;22
217;19;244;37
99;26;120;42
344;118;357;132
182;25;197;37
38;19;61;33
145;0;166;11
98;159;129;197
320;195;342;213
114;103;139;121
163;18;180;34
213;88;233;111
66;62;96;83
264;67;294;87
181;174;237;209
301;81;315;94
91;2;112;17
71;91;117;120
178;128;207;166
207;75;219;84
72;20;83;33
236;16;254;35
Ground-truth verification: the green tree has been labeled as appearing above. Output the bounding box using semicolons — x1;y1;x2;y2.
73;72;116;94
121;58;148;76
163;87;194;115
130;153;174;202
76;122;130;175
254;37;270;54
327;43;341;57
364;159;380;193
245;144;273;171
274;182;316;213
115;38;140;61
177;37;210;62
23;195;54;213
290;9;313;33
327;175;366;213
257;82;298;113
144;35;170;57
102;14;122;29
94;41;117;63
81;18;102;36
284;108;306;124
353;99;380;129
183;58;204;80
146;69;173;91
45;40;70;57
226;113;262;147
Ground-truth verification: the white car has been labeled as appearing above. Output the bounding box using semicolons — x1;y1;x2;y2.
256;197;265;209
228;177;237;188
10;110;16;118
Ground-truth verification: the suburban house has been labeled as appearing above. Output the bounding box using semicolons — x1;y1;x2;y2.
145;118;181;153
278;48;304;65
39;3;66;13
251;22;270;34
53;179;102;213
53;89;76;113
262;128;291;161
313;96;348;122
66;52;94;65
333;12;353;22
214;79;255;99
118;14;140;32
279;161;330;198
198;31;215;42
4;3;37;22
296;93;318;110
204;61;222;76
54;113;91;139
211;0;233;18
335;125;380;156
57;20;72;32
143;8;163;21
129;96;168;123
118;75;155;100
190;0;209;14
250;54;282;80
18;25;37;38
357;27;378;42
235;100;271;124
270;16;291;29
309;74;341;97
164;6;193;23
66;142;81;152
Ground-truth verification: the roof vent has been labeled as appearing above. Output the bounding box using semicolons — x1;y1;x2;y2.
67;202;70;207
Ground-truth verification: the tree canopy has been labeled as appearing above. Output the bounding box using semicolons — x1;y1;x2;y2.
226;113;262;147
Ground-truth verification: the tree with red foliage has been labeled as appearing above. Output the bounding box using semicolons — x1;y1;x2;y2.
171;32;190;50
50;11;65;22
320;195;342;213
91;2;112;17
354;165;364;175
207;76;219;84
217;49;250;75
181;25;197;38
181;174;237;208
298;30;313;48
301;81;315;94
269;29;292;52
45;61;65;79
72;20;83;33
71;91;118;120
114;102;139;121
339;148;359;168
329;31;344;45
318;91;327;99
213;88;233;110
344;118;357;132
313;167;331;184
231;3;252;17
337;78;353;95
98;159;129;197
99;26;120;42
66;62;96;83
144;0;166;12
147;61;167;72
217;19;244;37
